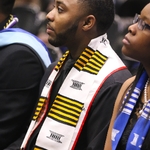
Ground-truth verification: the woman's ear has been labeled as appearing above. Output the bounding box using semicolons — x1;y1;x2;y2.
82;15;96;31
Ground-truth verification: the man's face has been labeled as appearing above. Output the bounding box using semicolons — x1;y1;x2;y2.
46;0;86;47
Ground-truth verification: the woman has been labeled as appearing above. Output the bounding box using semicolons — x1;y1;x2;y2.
104;3;150;150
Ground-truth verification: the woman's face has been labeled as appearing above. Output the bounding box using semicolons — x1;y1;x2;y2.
122;3;150;65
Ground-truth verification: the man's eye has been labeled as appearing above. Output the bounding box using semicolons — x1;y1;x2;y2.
58;7;63;13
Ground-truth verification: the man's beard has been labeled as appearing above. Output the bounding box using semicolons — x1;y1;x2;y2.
48;22;79;47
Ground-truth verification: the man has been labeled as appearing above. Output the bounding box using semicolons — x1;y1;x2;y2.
21;0;131;149
0;0;51;149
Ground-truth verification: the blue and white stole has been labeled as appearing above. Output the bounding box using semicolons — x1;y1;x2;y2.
112;70;150;150
0;28;51;67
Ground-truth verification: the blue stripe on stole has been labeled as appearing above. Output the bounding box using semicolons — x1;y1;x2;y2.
0;28;51;67
112;70;148;150
126;101;150;150
112;88;140;150
142;102;150;119
123;88;140;113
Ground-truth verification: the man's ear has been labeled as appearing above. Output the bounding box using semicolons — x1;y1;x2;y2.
82;15;96;31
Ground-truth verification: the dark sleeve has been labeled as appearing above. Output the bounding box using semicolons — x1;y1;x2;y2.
0;44;44;149
75;69;132;150
39;61;58;93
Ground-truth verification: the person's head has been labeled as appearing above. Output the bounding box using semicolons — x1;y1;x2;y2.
80;0;115;33
0;0;15;16
122;3;150;66
46;0;114;47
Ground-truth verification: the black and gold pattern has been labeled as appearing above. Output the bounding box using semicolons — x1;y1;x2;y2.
55;46;107;75
4;14;13;29
34;145;47;150
55;51;69;71
48;94;84;127
33;97;47;121
74;46;108;74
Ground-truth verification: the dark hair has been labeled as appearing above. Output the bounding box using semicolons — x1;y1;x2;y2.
0;0;15;15
79;0;115;33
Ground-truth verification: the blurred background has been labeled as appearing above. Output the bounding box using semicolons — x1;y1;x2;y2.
13;0;64;63
12;0;150;74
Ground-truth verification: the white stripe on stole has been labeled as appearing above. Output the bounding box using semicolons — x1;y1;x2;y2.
142;111;149;119
145;108;150;113
125;103;134;109
134;87;141;93
122;90;139;115
141;103;150;119
132;93;139;99
122;108;132;115
129;99;137;103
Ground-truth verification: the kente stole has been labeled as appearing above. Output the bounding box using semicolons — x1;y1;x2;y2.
21;34;126;150
112;70;150;150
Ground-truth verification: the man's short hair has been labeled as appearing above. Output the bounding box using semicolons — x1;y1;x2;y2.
80;0;115;33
